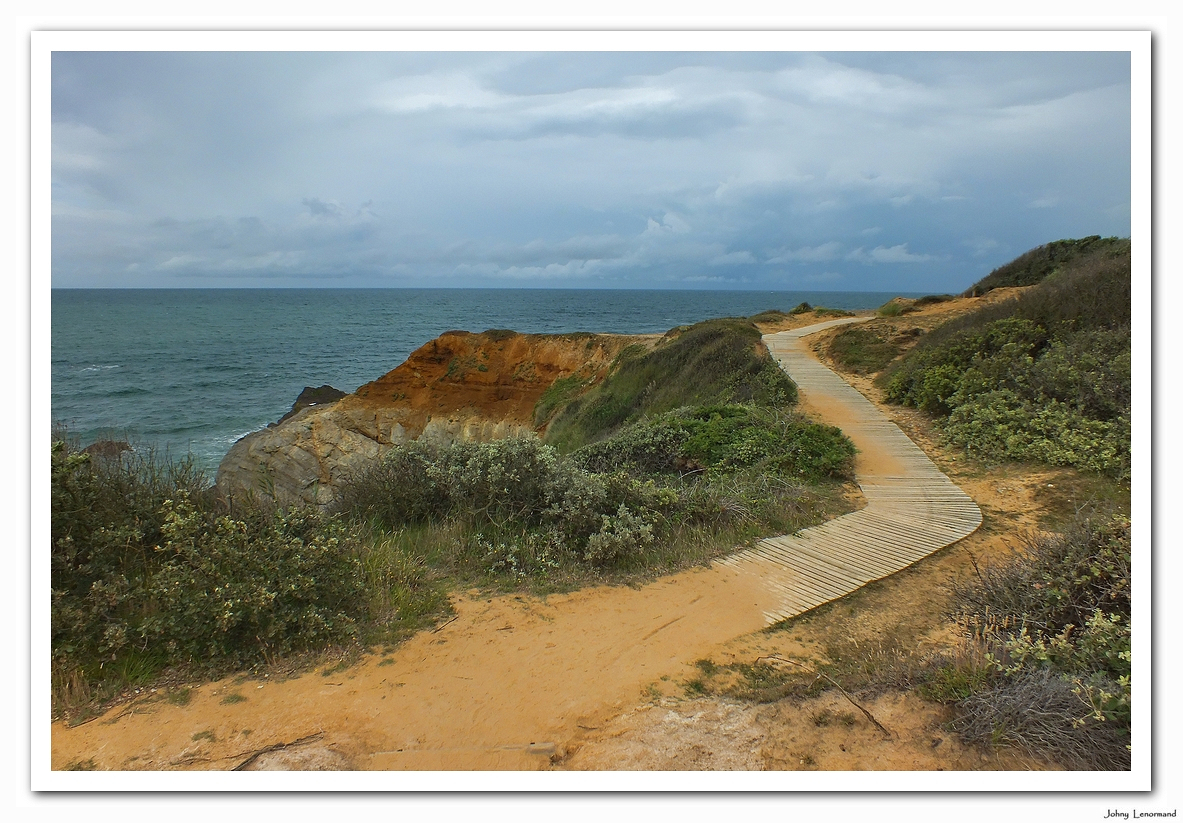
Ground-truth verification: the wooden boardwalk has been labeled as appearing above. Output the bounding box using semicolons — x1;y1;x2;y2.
714;318;983;625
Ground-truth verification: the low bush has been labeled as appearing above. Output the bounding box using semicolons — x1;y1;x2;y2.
572;404;857;482
883;319;1131;477
336;422;852;581
130;496;364;666
940;510;1131;769
748;309;788;323
51;439;368;715
336;436;673;567
950;666;1130;770
943;390;1129;477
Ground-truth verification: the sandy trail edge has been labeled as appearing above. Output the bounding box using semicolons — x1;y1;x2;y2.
50;318;959;772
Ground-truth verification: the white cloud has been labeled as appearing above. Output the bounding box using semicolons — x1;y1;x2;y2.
801;270;846;284
1028;196;1060;209
766;241;842;264
368;72;507;113
846;244;937;265
966;237;1000;257
642;213;691;236
157;254;205;270
709;250;756;266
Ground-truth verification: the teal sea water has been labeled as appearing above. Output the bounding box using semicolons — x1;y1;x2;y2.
51;288;910;473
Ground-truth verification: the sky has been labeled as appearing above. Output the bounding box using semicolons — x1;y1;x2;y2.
50;50;1132;293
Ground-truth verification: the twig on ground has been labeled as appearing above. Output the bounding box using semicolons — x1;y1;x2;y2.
230;731;325;771
757;655;894;738
432;615;460;633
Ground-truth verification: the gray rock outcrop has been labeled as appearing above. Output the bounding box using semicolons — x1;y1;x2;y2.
215;403;531;508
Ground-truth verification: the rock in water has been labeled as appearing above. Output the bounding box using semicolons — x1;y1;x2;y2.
275;385;347;426
82;440;132;461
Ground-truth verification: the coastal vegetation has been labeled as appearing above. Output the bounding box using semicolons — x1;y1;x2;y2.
51;439;371;715
938;507;1132;770
881;238;1131;478
51;316;856;721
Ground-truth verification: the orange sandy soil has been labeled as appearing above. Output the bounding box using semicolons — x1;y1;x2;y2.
52;291;1085;772
342;328;648;430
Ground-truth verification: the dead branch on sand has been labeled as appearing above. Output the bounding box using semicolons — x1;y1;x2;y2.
230;731;325;771
756;655;893;738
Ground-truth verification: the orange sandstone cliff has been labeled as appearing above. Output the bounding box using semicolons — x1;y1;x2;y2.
215;329;641;508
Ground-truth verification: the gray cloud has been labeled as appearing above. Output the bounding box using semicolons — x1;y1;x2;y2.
51;50;1131;292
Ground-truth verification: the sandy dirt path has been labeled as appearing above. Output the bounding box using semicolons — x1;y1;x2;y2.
51;317;968;772
51;560;777;770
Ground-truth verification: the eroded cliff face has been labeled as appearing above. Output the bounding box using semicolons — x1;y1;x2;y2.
215;330;641;508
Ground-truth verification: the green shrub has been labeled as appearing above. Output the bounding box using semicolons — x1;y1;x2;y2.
51;439;367;710
748;309;788;323
884;317;1049;413
336;436;676;568
433;437;560;523
582;504;656;566
955;511;1130;636
943;391;1129;477
572;405;856;482
336;420;851;578
136;496;364;666
789;302;813;315
333;440;444;526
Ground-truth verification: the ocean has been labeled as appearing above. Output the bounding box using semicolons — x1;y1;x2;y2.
51;288;911;474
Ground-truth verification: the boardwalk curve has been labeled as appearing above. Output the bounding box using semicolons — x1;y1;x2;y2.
715;318;983;625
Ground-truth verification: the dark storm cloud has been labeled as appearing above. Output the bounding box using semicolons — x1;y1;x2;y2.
51;50;1131;291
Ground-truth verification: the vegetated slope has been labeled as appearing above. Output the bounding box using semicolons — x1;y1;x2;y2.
881;239;1131;478
542;318;798;452
963;235;1129;296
